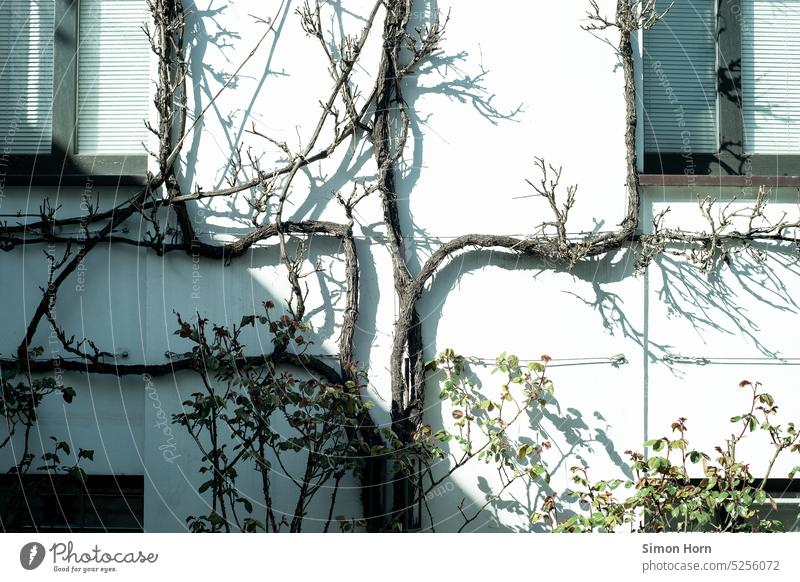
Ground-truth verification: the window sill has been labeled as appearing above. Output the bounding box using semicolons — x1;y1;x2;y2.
2;175;149;187
639;174;800;188
1;155;149;187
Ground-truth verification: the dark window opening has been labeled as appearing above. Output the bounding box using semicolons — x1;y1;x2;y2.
0;474;144;533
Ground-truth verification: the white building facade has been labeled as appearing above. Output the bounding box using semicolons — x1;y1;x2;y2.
1;0;800;532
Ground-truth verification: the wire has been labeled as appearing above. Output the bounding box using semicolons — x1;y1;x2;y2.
663;353;800;366
47;228;622;243
463;353;628;368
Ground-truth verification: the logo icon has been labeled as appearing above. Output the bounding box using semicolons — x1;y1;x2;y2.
20;542;46;570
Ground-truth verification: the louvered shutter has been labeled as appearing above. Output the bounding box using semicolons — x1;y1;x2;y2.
77;0;149;155
742;0;800;154
0;0;55;154
643;0;718;154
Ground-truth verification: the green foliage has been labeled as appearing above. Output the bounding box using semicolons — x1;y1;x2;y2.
410;351;555;531
8;337;796;535
172;304;386;532
419;353;800;533
0;366;94;530
544;380;800;533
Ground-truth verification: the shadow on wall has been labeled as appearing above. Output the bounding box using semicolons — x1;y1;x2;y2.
392;0;526;273
143;0;800;531
651;246;800;366
420;238;800;378
165;0;533;382
411;238;800;529
178;0;291;192
406;242;640;530
416;359;633;533
178;0;376;229
175;0;526;238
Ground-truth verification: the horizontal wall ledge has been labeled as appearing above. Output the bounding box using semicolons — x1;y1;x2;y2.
639;174;800;188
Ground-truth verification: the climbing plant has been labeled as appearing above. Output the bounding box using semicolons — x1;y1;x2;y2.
2;0;800;531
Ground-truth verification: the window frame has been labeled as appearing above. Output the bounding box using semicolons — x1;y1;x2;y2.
3;0;148;186
0;473;144;533
651;477;800;531
643;0;800;177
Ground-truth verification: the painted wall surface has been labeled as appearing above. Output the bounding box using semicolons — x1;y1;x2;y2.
1;0;799;532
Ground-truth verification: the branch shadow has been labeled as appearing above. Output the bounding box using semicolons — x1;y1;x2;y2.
178;0;292;192
650;243;800;366
418;360;633;532
394;0;527;272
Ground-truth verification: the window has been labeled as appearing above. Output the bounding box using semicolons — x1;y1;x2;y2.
659;478;800;531
0;0;150;185
0;474;144;532
759;480;800;531
642;0;800;176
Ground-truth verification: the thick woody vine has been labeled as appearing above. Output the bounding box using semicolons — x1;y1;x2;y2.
2;0;800;531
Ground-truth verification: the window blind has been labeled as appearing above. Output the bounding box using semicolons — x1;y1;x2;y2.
77;0;149;155
742;0;800;154
0;0;54;155
643;0;717;154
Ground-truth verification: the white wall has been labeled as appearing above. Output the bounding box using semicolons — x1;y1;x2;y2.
2;0;799;532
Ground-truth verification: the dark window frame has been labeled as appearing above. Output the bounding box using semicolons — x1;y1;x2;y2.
643;0;800;177
0;473;144;533
645;478;800;532
3;0;148;186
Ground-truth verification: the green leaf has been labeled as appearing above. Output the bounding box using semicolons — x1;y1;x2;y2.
239;497;253;514
61;387;77;403
647;456;670;472
243;518;265;532
518;444;533;461
669;439;686;450
208;512;224;525
543;379;555;396
68;466;87;483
